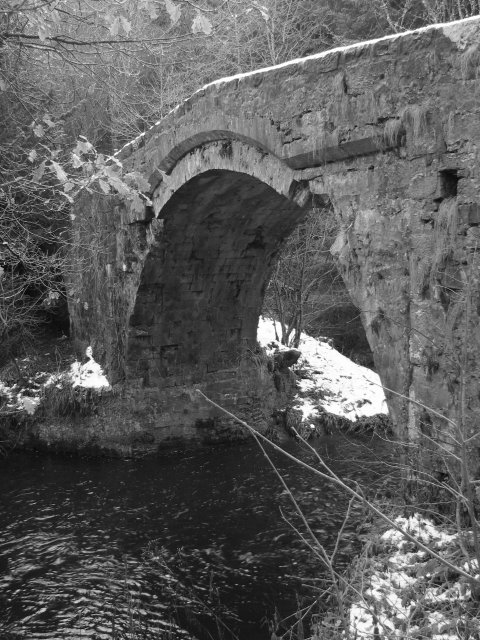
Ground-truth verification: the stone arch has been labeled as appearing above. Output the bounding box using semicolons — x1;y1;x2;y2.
126;140;311;388
150;138;309;216
148;130;278;182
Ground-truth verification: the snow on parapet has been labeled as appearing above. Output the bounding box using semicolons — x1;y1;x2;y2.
200;15;480;92
117;16;480;159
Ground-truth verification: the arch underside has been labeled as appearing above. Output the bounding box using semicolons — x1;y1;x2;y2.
127;168;308;387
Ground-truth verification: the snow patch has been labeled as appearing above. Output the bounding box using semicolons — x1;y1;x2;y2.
257;316;387;422
381;514;456;549
0;347;110;417
348;514;480;639
69;351;110;390
20;396;41;415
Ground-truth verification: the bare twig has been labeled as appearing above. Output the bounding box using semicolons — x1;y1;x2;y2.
195;389;480;586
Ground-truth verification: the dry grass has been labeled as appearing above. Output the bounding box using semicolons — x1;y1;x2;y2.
40;376;99;417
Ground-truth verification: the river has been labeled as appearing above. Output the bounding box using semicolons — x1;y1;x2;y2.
0;433;395;639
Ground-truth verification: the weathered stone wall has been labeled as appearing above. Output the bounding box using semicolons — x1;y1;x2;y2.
69;17;480;455
69;143;305;447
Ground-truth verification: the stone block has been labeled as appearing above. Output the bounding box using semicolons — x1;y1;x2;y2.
457;203;479;226
468;203;480;225
409;174;438;199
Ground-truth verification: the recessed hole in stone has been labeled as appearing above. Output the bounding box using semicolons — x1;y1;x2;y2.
439;169;458;198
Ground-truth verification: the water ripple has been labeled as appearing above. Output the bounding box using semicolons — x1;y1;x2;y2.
0;437;394;639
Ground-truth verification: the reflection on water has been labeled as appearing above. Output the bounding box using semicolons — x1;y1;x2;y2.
0;434;395;639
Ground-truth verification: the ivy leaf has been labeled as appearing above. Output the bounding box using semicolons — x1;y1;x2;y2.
43;114;55;128
164;0;181;25
120;16;132;34
63;181;75;193
109;16;120;36
28;149;37;163
33;160;47;182
124;171;151;192
105;172;130;196
192;11;212;35
71;153;84;169
103;164;122;181
73;139;93;155
33;123;45;138
131;193;145;214
98;178;111;194
51;160;68;183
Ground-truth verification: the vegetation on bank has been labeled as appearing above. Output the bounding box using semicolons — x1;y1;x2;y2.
0;334;113;455
201;388;480;639
2;331;480;637
310;511;480;639
0;317;387;449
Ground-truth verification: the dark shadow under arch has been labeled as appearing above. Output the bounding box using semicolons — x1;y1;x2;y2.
127;169;309;386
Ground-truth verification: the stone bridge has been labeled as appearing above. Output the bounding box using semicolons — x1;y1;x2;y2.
69;17;480;455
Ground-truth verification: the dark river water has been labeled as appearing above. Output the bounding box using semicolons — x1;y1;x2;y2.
0;434;394;640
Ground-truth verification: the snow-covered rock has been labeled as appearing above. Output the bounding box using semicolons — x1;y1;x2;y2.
69;349;110;390
257;316;388;426
0;347;110;417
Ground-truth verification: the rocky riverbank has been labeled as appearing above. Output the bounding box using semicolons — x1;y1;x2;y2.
0;318;390;456
257;317;391;439
3;326;475;640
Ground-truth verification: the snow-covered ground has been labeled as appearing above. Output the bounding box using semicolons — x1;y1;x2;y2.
257;316;388;425
0;348;110;416
3;320;386;426
348;514;480;639
256;319;480;638
68;347;110;390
